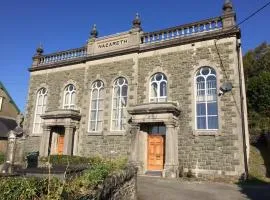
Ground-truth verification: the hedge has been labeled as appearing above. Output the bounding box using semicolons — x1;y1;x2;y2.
0;157;127;199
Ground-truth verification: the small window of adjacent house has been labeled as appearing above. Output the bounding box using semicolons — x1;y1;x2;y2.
111;77;128;131
33;88;47;134
195;67;218;130
0;97;3;111
150;73;167;102
88;80;104;132
63;84;76;109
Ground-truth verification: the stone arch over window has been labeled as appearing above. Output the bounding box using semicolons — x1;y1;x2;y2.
111;77;128;131
63;84;76;109
33;87;48;134
149;72;167;102
195;67;218;130
88;80;105;132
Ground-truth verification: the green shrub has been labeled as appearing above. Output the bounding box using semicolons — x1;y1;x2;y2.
0;177;62;200
0;157;128;199
66;157;128;197
0;152;5;164
40;155;93;166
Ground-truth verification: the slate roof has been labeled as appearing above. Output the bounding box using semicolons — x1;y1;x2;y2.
0;81;20;114
0;117;17;138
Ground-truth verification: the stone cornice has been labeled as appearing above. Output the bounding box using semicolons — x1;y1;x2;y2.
41;109;81;121
128;102;181;116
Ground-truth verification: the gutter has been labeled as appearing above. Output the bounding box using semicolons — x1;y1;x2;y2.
236;39;249;179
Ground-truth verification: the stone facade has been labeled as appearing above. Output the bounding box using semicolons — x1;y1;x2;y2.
23;1;249;179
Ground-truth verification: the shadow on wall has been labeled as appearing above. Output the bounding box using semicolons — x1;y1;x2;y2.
237;133;270;200
252;133;270;177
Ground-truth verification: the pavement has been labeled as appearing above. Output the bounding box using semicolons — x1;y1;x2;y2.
137;176;270;200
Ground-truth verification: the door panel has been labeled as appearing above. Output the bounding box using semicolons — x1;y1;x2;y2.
148;135;164;170
57;135;64;155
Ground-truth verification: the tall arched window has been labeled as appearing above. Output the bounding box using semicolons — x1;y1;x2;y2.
63;84;76;109
89;80;104;132
111;77;128;131
33;88;47;134
195;67;218;130
150;73;167;102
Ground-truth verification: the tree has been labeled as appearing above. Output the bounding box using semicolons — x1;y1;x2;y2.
243;42;270;134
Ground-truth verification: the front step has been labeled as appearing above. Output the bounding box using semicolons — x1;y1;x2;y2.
145;170;162;177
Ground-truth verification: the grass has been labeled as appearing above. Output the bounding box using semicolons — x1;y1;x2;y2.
246;144;270;184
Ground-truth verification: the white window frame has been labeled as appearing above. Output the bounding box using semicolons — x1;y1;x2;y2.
149;73;167;102
63;84;76;109
0;96;3;111
111;77;128;131
195;67;218;130
88;80;104;132
32;88;47;134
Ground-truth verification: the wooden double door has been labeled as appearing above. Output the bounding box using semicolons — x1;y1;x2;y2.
147;135;164;171
57;134;65;155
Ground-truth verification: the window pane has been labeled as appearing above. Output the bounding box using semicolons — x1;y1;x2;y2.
160;82;167;96
121;97;127;107
98;110;103;120
150;126;159;134
208;102;218;115
91;111;96;120
114;87;120;97
99;88;105;99
65;93;69;104
208;116;218;129
38;95;43;105
202;68;210;75
71;92;76;104
197;117;206;129
151;83;158;97
90;121;96;131
98;99;104;110
92;89;98;99
122;85;128;97
196;77;205;85
196;103;206;115
91;100;97;109
97;122;102;131
159;126;166;134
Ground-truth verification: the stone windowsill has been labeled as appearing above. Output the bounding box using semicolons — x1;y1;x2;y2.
193;129;221;136
108;131;126;136
87;131;103;136
30;133;42;137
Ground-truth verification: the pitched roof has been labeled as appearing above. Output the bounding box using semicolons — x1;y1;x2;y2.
0;81;20;113
0;117;17;138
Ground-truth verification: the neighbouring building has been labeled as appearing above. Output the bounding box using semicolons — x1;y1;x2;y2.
0;81;20;153
24;0;249;179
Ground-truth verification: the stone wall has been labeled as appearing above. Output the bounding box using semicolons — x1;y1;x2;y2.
86;165;137;200
138;38;245;177
23;36;246;178
24;59;135;158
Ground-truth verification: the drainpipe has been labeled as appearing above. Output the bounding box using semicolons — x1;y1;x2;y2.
236;39;249;179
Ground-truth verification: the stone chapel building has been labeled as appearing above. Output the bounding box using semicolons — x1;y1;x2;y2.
24;0;249;178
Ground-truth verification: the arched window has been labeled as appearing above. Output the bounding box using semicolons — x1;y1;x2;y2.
111;77;128;131
33;88;47;134
89;80;104;132
150;73;167;102
195;67;218;130
63;84;76;109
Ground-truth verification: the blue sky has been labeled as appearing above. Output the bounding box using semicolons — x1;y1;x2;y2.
0;0;270;112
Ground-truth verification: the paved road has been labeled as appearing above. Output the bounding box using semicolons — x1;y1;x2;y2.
137;176;270;200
